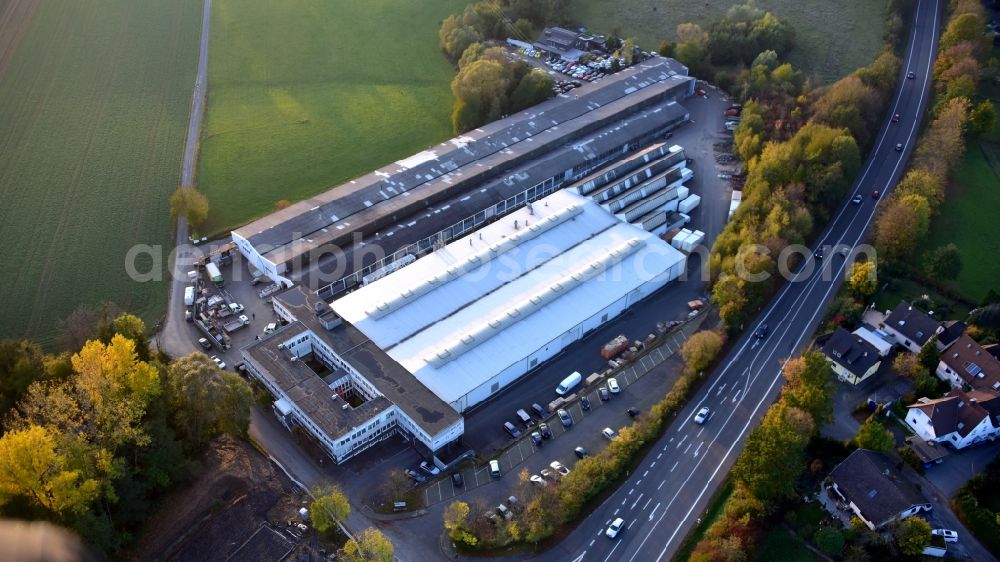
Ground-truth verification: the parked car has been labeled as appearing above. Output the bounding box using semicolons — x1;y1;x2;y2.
550;460;570;477
607;377;621;394
531;403;546;418
931;529;958;543
606;517;625;538
452;472;463;488
540;468;554;480
503;421;522;439
530;431;543;446
626;407;640;418
497;503;512;520
419;461;440;475
694;407;711;424
574;446;589;459
404;468;426;483
599;387;610;401
581;396;591;411
198;337;212;350
557;409;573;428
530;474;548;487
489;459;502;478
602;427;618;440
211;356;226;369
539;423;552;439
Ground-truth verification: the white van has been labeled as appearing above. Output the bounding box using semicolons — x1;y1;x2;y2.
183;286;195;306
489;459;501;478
556;371;583;396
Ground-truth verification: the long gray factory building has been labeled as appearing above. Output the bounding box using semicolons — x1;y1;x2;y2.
232;57;694;294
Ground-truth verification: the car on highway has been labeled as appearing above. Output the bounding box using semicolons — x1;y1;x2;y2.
607;377;621;394
581;396;591;411
907;71;916;79
539;422;552;439
892;113;901;122
895;143;903;151
211;356;226;369
452;472;463;488
601;427;618;440
530;431;542;446
872;190;880;199
557;409;573;428
814;248;824;260
753;324;769;339
606;517;625;538
599;387;610;401
694;407;711;424
851;193;863;204
419;461;440;475
931;529;958;543
503;421;522;439
550;460;570;477
530;474;548;487
574;446;590;459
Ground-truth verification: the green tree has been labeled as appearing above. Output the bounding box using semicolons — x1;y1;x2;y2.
854;418;894;452
340;527;394;562
0;339;48;416
732;404;813;501
970;100;996;137
895;516;931;556
814;526;845;557
924;244;962;280
509;68;553;113
874;194;931;266
940;12;987;50
311;485;351;534
622;37;636;66
781;352;834;427
680;331;725;373
848;261;877;297
107;313;150;362
895;169;943;207
169;186;209;228
164;353;253;450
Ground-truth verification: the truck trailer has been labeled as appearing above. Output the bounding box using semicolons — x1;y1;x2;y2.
205;262;224;286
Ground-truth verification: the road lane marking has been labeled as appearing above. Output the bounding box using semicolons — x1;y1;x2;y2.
676;435;688;448
697;427;705;437
693;441;704;458
658;480;666;490
671;461;679;472
683;443;692;454
650;461;656;468
657;452;663;459
628;519;637;529
643;497;653;510
628;487;634;496
589;539;595;547
649;502;661;520
643;470;649;478
631;493;644;510
614;508;620;516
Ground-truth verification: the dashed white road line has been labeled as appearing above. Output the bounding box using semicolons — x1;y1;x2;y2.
658;479;666;490
670;461;679;472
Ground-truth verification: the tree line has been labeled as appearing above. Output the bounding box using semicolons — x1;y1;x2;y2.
0;312;253;555
438;0;564;134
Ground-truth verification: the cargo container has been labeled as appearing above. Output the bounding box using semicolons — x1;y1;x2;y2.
601;334;629;359
678;194;701;213
205;262;224;286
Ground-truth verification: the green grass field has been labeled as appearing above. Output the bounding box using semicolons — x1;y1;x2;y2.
569;0;888;84
197;0;466;233
921;143;1000;302
0;0;201;346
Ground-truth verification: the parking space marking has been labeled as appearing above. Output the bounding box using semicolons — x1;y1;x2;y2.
656;348;665;361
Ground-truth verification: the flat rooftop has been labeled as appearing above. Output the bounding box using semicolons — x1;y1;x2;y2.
299;100;690;289
332;190;686;406
234;58;692;268
251;287;461;437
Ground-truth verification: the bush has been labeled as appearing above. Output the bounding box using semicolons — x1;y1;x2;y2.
814;526;845;556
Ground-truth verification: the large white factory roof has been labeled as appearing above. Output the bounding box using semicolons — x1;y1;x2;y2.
331;190;686;405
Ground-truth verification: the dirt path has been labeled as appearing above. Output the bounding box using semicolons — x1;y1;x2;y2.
159;0;211;358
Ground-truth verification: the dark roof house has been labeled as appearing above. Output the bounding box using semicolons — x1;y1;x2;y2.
936;320;966;351
882;301;942;352
822;327;882;384
827;449;930;529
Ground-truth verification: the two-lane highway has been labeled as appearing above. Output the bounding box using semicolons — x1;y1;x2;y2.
541;1;942;560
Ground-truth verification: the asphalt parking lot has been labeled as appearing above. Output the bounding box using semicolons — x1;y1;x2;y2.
421;316;705;508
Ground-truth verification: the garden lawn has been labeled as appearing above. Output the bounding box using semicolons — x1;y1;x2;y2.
0;0;201;346
753;525;822;562
198;0;465;234
922;143;1000;302
569;0;887;84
